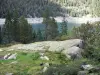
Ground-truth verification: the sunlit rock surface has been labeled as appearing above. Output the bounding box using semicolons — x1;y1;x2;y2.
6;39;83;58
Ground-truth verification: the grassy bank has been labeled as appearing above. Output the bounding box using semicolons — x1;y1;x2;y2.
0;50;69;75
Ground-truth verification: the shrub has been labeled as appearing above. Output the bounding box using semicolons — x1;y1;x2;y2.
42;60;83;75
55;35;71;41
73;22;100;61
27;52;40;60
58;53;68;64
27;66;42;75
21;52;27;55
43;65;80;75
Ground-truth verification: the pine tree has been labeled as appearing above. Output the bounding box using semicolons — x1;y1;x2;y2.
32;30;37;41
19;16;32;43
3;11;13;43
51;18;58;38
47;18;58;40
43;9;58;40
12;10;20;42
43;9;51;40
36;28;43;41
61;16;68;35
28;24;33;41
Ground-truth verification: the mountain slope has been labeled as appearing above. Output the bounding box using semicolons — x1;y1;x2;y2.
0;0;91;18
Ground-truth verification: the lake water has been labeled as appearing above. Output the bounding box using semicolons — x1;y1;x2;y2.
32;22;80;32
1;17;100;32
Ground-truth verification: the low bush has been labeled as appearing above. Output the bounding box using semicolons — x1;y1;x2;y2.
43;60;83;75
58;53;69;64
21;52;27;55
55;35;71;41
27;52;40;60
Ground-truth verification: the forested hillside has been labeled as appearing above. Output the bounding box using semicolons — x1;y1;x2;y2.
0;0;98;18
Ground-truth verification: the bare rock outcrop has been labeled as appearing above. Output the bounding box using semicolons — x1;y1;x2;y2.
7;39;83;59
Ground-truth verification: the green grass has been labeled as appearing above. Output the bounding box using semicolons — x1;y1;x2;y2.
0;50;69;75
0;50;100;75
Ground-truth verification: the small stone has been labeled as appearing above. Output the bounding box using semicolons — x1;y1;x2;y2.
39;53;44;56
40;56;49;60
42;67;48;72
44;63;49;67
44;56;49;60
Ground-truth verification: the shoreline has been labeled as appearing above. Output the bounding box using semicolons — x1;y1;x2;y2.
0;17;100;25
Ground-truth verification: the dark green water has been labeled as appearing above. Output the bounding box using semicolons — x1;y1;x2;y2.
32;22;80;32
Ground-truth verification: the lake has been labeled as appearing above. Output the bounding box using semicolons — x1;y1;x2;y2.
32;21;80;32
1;17;100;32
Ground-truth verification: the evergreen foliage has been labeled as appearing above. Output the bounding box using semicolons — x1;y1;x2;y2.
36;29;43;41
0;0;92;18
43;9;51;40
2;10;33;44
43;10;58;40
61;16;68;35
73;22;100;61
3;11;13;43
48;18;58;40
12;10;20;42
32;30;37;41
19;16;33;43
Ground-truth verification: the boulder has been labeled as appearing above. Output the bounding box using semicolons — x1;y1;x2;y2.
48;39;82;52
7;53;17;60
10;39;82;52
6;39;83;59
78;40;84;49
62;46;82;59
48;42;64;52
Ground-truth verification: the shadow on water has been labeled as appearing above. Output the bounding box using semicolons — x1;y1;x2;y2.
32;22;80;32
